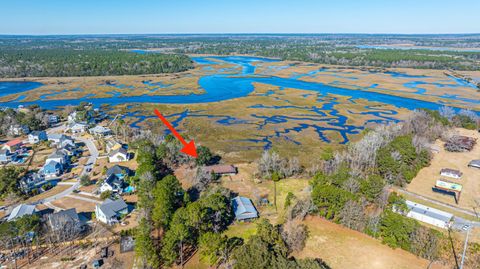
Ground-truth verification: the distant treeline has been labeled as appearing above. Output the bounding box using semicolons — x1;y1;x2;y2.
0;49;193;78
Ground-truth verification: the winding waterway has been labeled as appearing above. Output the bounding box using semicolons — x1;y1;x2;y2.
0;56;478;113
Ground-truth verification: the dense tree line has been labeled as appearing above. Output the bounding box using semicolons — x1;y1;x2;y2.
0;105;51;137
0;167;24;199
1;35;479;71
0;49;193;78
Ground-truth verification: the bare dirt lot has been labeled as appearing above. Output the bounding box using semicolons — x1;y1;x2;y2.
407;128;480;210
295;216;447;269
50;196;96;213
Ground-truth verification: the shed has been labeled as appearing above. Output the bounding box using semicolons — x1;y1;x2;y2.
440;168;462;179
468;160;480;169
232;196;258;221
204;165;237;175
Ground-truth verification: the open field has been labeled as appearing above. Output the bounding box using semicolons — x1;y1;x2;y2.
407;128;480;210
50;196;96;213
295;216;447;269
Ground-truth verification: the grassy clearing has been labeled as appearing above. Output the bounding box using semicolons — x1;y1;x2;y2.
25;185;71;203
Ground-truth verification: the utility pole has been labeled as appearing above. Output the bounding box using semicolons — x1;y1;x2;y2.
459;226;471;269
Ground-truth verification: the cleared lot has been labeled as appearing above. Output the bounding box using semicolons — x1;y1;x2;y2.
407;128;480;210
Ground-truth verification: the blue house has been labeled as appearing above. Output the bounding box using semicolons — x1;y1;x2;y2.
232;196;259;221
43;160;63;178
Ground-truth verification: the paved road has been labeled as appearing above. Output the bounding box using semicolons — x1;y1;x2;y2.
74;135;99;177
395;188;480;230
40;135;99;209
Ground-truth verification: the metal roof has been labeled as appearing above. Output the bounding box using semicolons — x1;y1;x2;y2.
7;204;36;222
232;196;258;220
406;200;453;223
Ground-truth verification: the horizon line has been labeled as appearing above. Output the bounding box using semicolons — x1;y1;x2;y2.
1;32;480;36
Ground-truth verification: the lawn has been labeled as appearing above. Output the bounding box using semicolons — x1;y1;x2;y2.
25;185;71;203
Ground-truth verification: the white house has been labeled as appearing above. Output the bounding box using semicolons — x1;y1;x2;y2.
108;148;129;163
69;123;88;134
89;125;112;137
48;134;74;148
28;131;48;144
105;138;122;153
46;150;68;166
440;168;462;179
8;125;29;136
406;200;453;229
95;198;129;225
0;149;14;163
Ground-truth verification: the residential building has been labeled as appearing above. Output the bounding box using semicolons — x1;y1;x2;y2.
3;139;24;152
89;125;112;137
0;149;14;163
7;204;37;222
108;148;129;163
69;123;88;134
48;114;59;125
405;200;453;229
95;198;129;225
28;131;48;144
232;196;258;221
8;125;29;136
100;173;125;193
440;168;462;179
203;164;237;176
46;208;83;233
46;150;68;165
19;173;46;193
105;138;122;153
106;165;131;179
42;160;63;178
48;134;74;148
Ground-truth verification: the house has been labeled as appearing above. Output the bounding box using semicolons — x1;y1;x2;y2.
100;173;125;193
8;125;29;136
46;208;83;233
232;196;258;221
19;173;46;193
440;168;462;179
48;134;74;148
69;123;88;134
468;160;480;169
7;204;37;222
89;125;112;137
48;114;59;125
61;143;80;156
28;131;48;144
108;148;129;163
42;160;63;178
106;165;131;179
3;139;24;152
46;150;68;165
0;149;14;163
67;111;78;124
203;164;237;176
405;200;453;229
105;139;122;153
95;198;129;225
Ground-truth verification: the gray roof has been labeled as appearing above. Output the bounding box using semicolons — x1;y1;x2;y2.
468;160;480;168
106;165;130;177
109;147;128;157
49;150;66;159
7;204;36;221
104;173;124;189
98;198;128;219
406;200;453;223
47;208;81;230
232;196;258;220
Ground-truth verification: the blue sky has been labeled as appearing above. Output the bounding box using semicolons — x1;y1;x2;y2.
1;0;479;34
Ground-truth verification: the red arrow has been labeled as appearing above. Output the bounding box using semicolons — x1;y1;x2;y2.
154;109;198;158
